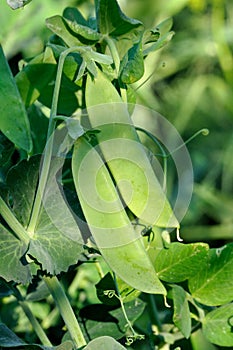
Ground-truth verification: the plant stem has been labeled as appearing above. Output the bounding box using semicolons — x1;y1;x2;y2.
104;36;120;75
10;284;52;346
27;47;83;236
44;276;87;349
0;196;29;243
19;300;52;347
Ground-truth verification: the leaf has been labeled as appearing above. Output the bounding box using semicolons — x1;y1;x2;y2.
143;31;175;57
16;47;57;108
155;242;209;283
96;0;143;36
84;336;127;350
171;285;191;339
7;0;32;10
63;18;101;44
81;299;145;341
6;154;84;275
6;156;41;228
189;244;233;306
27;105;49;154
63;7;89;27
0;323;26;347
46;16;80;47
202;303;233;346
0;223;31;284
0;132;15;169
120;41;144;84
27;155;84;274
0;45;32;152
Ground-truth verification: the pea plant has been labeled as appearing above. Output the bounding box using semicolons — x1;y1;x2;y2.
0;1;233;349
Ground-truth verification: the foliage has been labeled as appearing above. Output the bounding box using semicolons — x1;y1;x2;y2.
0;0;233;349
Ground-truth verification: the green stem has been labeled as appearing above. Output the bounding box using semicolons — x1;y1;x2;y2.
10;284;52;346
0;196;29;243
19;300;52;347
27;47;83;236
44;276;87;349
104;36;120;75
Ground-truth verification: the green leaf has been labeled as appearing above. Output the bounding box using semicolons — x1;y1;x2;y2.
16;47;57;108
84;336;127;350
80;299;145;341
46;16;79;47
0;45;32;152
155;242;209;283
63;7;89;27
6;155;84;275
143;31;174;57
120;41;144;84
0;223;30;284
202;303;233;346
189;244;233;306
0;323;26;347
6;156;41;228
96;0;143;36
156;18;173;36
63;18;101;44
171;285;191;339
28;105;49;154
0;132;15;169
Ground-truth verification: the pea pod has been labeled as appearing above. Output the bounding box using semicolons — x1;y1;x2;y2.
85;70;179;229
72;136;166;295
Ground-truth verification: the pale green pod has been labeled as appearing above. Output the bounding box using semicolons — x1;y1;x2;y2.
85;70;179;229
72;137;166;295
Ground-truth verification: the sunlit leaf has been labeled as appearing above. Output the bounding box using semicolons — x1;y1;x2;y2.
84;336;127;350
171;285;191;338
202;303;233;346
189;244;233;306
155;242;209;283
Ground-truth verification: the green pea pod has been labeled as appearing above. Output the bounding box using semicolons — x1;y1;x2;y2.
85;70;179;229
72;136;166;295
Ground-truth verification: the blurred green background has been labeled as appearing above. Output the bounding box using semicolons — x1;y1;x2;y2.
1;0;232;243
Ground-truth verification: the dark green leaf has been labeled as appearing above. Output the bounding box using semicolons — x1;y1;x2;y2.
95;272;120;306
28;105;49;154
79;299;145;340
155;242;209;283
63;7;89;27
172;285;191;338
120;41;144;84
16;47;57;108
0;132;15;169
6;156;41;228
96;0;143;36
0;45;32;152
0;323;26;347
189;244;233;306
84;336;127;349
202;303;233;346
0;223;31;284
0;322;53;348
